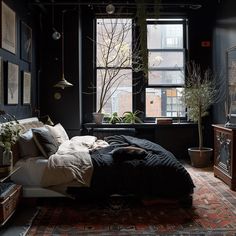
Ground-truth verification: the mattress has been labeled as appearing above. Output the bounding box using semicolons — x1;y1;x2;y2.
10;156;84;198
11;156;47;186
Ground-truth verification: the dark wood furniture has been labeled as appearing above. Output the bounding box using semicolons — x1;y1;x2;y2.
84;122;198;160
0;167;22;226
213;124;236;190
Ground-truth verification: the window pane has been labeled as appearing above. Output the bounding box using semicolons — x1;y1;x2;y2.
96;19;132;68
146;88;185;117
97;69;132;116
149;51;184;68
148;70;184;85
147;24;183;49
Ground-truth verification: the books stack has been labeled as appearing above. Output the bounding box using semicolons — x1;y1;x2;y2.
156;118;173;125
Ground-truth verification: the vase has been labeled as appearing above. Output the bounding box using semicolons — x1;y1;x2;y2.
2;149;13;170
93;112;104;124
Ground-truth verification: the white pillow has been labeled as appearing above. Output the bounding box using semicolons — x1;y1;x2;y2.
18;130;40;158
45;123;69;145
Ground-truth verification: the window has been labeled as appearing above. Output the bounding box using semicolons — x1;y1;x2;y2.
95;18;187;118
146;19;187;118
96;18;132;116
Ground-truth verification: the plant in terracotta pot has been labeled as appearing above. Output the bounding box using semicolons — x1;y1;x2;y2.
182;62;219;167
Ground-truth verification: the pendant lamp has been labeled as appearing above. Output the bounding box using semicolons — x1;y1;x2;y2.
54;10;73;89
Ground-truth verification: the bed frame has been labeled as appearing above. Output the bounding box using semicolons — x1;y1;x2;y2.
11;117;66;198
12;118;193;207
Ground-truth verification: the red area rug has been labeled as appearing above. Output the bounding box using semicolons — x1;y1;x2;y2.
26;166;236;235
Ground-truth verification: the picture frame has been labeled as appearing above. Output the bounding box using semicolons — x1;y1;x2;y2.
7;62;19;105
0;57;3;104
20;21;32;62
1;1;16;54
22;71;31;104
226;46;236;117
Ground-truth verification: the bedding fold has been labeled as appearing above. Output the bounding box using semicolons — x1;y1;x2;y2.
41;136;108;187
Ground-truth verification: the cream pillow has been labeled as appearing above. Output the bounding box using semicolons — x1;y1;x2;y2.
45;123;69;145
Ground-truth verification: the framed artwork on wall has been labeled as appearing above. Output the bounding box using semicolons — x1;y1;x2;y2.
226;46;236;117
0;57;3;104
7;62;19;105
1;1;16;54
22;71;31;104
20;21;32;62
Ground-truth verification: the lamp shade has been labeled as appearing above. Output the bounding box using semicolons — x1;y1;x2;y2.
53;75;73;89
53;10;73;89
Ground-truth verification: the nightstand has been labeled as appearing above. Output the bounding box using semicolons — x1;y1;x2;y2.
0;167;22;226
213;124;236;190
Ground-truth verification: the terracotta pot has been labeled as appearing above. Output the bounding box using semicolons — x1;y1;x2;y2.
188;147;213;168
93;112;104;124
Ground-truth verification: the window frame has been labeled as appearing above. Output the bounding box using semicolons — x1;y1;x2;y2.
94;17;188;120
95;17;134;115
145;18;188;119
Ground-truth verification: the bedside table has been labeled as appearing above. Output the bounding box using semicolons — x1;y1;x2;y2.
0;167;22;226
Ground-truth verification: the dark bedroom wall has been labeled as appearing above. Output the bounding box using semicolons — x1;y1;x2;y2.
213;0;236;124
0;0;39;119
39;6;81;137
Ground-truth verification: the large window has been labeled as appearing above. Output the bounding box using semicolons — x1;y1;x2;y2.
96;18;187;118
146;19;186;118
96;18;132;116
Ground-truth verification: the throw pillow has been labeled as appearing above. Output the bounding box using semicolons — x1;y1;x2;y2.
32;127;59;158
112;146;148;162
45;123;69;145
18;129;40;158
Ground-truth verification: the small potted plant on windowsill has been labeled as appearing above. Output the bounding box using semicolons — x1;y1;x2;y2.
182;61;220;168
122;110;143;124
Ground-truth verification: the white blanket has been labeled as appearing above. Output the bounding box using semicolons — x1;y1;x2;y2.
40;135;109;187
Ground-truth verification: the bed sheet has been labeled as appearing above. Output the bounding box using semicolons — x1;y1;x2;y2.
11;156;47;186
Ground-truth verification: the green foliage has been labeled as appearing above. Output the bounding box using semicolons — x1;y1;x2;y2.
122;110;143;124
0;121;21;150
182;62;218;149
108;112;122;124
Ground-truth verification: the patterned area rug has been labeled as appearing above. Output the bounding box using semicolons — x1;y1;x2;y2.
26;166;236;235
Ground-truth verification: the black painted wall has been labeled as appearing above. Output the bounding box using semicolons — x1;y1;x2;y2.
213;0;236;124
39;6;81;137
0;0;39;119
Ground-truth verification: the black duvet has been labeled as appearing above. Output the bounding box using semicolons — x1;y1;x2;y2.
88;135;195;198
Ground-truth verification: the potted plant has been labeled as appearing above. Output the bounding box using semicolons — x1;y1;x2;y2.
0;121;21;170
122;110;143;124
108;112;122;124
92;18;146;124
182;62;218;167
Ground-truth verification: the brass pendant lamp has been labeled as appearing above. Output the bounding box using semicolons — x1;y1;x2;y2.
54;10;73;89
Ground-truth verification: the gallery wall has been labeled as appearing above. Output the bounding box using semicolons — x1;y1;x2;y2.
0;0;39;119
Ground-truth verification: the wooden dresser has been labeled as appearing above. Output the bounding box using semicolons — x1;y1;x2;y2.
213;124;236;190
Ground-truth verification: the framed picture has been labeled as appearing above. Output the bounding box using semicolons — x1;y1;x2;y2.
0;57;3;104
20;21;32;62
227;46;236;117
7;62;19;104
22;71;31;104
1;1;16;54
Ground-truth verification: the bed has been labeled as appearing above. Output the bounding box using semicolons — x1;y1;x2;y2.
9;118;195;206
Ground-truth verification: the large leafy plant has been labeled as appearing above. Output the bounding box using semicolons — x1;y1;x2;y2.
182;62;218;150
